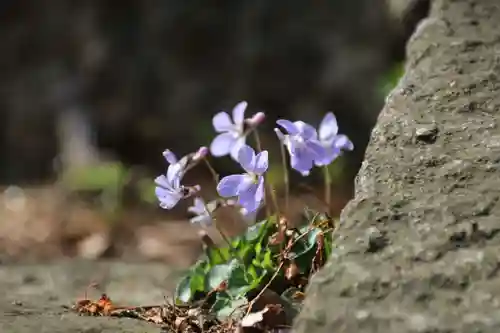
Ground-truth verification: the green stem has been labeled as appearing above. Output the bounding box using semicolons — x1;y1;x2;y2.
203;158;220;188
279;143;289;212
323;165;332;215
252;130;279;217
201;200;232;249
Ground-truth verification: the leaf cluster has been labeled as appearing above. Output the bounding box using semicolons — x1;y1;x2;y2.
174;209;336;322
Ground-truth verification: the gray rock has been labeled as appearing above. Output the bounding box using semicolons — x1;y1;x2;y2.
293;0;500;332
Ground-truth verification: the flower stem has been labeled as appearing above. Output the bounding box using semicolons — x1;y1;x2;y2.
323;165;332;215
203;157;220;189
279;143;289;212
252;130;279;217
202;200;232;249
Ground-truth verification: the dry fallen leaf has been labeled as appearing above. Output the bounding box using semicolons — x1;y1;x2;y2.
239;304;288;333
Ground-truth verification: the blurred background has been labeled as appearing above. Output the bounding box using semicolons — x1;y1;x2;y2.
0;0;428;266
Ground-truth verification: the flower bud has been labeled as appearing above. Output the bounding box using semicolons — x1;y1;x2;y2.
247;112;266;127
193;146;208;161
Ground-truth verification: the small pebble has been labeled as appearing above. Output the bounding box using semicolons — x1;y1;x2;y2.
415;124;438;143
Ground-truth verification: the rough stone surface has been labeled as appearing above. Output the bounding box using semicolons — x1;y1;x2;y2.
294;0;500;332
0;260;184;332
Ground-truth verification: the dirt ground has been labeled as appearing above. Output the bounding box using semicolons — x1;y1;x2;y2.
0;178;350;332
0;181;349;263
0;260;184;332
294;0;500;332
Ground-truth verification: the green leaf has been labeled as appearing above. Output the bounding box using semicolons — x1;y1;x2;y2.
289;228;322;260
244;216;277;245
190;272;206;297
246;264;258;281
175;260;208;303
214;296;248;320
207;259;239;290
323;230;334;259
205;246;230;266
261;250;274;270
211;294;232;317
175;275;192;303
254;242;262;256
226;263;250;298
245;219;267;241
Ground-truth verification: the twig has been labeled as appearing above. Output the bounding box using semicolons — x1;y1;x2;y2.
246;261;285;315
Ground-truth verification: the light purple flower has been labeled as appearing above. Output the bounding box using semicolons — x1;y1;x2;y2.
155;162;185;209
188;197;217;227
275;119;326;176
163;146;208;174
217;145;268;213
226;199;260;224
314;112;354;166
239;206;259;224
210;101;248;160
155;149;201;210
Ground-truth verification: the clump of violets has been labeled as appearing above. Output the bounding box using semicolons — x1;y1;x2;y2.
154;101;353;242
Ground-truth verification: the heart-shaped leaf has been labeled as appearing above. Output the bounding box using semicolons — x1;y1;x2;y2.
174;275;192;303
207;259;239;290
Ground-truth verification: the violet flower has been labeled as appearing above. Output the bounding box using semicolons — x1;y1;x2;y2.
315;112;354;166
155;162;186;209
275;119;326;176
210;101;249;160
188;197;217;227
155;149;201;210
217;145;268;213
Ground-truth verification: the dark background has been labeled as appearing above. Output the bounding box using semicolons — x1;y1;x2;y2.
0;0;429;262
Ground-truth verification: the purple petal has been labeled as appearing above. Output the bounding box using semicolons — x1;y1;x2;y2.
232;101;247;126
290;151;313;176
238;184;259;213
334;134;354;151
253;151;269;175
254;176;265;204
190;214;212;227
166;163;183;187
154;175;170;189
188;197;206;215
163;150;178;164
294;121;317;139
213;112;234;133
315;146;341;166
155;186;172;198
156;187;182;209
229;136;246;161
319;112;338;142
210;133;236;157
306;139;326;159
237;145;256;172
286;136;302;156
276;119;299;135
217;174;247;197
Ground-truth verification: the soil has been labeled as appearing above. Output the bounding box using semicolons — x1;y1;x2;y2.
0;178;349;331
293;0;500;332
